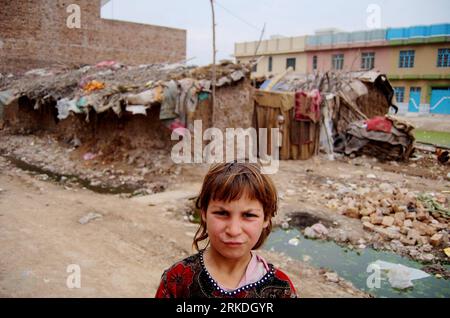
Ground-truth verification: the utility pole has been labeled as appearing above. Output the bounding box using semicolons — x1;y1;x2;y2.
210;0;217;125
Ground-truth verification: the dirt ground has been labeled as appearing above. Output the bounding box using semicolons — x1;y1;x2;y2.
396;114;450;133
0;139;369;298
0;131;449;298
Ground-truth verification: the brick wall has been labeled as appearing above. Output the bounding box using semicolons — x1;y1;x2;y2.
0;0;186;74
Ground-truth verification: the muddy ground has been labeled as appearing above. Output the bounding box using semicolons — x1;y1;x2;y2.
0;129;449;298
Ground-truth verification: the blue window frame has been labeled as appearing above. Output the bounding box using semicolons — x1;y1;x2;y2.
437;48;450;67
394;87;405;103
361;52;375;70
312;56;318;70
399;50;415;68
332;54;344;70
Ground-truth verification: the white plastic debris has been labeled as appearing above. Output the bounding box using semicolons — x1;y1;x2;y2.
370;260;430;290
288;238;300;246
78;212;103;225
126;105;148;115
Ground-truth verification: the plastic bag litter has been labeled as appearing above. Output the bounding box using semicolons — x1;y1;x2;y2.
56;98;81;120
370;260;430;290
126;105;148;115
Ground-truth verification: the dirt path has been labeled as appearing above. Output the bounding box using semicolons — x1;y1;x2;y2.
0;155;367;298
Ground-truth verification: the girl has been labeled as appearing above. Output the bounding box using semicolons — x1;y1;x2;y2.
155;161;297;298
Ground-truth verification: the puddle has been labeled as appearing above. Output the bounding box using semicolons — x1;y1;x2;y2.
265;228;450;298
2;154;140;194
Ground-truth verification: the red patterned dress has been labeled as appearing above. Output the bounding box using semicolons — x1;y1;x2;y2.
155;251;297;298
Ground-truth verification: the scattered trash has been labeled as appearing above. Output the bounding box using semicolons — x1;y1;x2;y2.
126;105;148;116
83;152;97;161
288;237;300;246
83;80;105;93
78;212;103;225
281;221;290;230
56;98;82;120
417;194;450;217
444;247;450;258
370;260;430;290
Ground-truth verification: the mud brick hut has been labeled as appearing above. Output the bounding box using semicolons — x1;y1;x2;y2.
0;61;254;164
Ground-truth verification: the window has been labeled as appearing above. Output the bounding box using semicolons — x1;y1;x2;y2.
332;54;344;70
399;50;415;68
410;87;421;93
312;56;318;70
252;63;257;73
268;56;273;72
286;58;296;70
394;87;405;103
437;48;450;67
361;52;375;70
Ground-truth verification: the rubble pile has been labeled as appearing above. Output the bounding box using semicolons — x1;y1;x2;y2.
323;179;449;261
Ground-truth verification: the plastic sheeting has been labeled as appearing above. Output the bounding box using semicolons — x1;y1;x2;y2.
370;260;430;290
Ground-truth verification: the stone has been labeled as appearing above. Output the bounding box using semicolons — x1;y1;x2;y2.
418;236;430;245
375;227;401;240
379;183;394;194
304;227;317;239
394;212;406;225
430;234;443;247
412;221;437;237
420;244;433;253
361;216;371;223
416;210;430;222
324;272;340;283
311;223;329;237
359;208;372;217
366;174;377;179
405;212;417;220
403;219;413;228
420;253;435;262
400;236;417;246
447;172;450;181
370;213;383;225
382;216;395;227
399;227;409;235
392;205;408;214
407;229;421;242
363;222;375;232
380;198;392;208
344;207;360;219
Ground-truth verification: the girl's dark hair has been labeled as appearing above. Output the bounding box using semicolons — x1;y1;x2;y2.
193;161;278;252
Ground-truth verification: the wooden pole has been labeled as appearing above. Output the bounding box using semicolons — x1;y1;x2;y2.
210;0;217;125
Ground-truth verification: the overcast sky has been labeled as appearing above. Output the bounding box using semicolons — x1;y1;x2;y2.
101;0;450;66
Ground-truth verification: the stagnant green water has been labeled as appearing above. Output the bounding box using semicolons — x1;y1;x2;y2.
264;228;450;298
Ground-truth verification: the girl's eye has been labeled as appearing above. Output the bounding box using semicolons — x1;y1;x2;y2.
213;211;228;216
243;212;258;218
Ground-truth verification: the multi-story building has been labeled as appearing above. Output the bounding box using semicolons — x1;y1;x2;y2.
235;24;450;115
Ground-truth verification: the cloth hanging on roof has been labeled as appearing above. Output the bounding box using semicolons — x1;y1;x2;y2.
294;89;322;123
366;116;393;133
160;80;179;120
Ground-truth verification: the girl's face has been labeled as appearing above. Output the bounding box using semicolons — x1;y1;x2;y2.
203;194;269;261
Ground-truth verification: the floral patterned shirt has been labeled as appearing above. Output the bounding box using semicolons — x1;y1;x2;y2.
155;251;297;298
